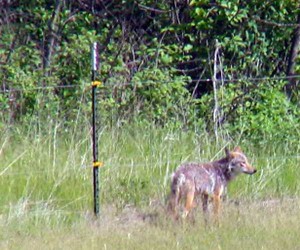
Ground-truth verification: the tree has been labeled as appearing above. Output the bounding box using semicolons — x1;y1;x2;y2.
286;11;300;97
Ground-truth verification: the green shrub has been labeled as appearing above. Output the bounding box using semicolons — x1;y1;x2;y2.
199;80;300;144
98;68;202;129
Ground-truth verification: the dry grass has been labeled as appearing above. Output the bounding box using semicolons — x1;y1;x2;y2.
1;197;300;250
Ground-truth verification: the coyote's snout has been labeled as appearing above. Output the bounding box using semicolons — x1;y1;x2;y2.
167;146;256;222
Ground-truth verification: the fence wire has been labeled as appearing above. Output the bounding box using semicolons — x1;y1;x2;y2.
0;154;299;178
0;74;299;94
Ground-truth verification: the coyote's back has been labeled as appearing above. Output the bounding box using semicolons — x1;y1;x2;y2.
168;147;256;221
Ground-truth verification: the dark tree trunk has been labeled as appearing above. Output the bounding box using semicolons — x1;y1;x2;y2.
43;0;62;79
285;13;300;97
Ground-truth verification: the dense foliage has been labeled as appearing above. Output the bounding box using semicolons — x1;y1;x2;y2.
1;0;300;142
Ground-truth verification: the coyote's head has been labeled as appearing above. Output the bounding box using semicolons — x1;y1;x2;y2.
225;147;257;175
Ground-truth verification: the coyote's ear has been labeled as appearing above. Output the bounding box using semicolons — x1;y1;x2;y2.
233;146;242;152
225;147;231;158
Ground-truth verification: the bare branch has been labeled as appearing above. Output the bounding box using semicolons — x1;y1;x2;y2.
137;3;170;14
254;17;300;27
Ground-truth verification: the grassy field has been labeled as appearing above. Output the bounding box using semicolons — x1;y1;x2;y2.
1;123;300;249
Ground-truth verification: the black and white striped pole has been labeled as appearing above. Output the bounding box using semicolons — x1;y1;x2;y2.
91;42;102;216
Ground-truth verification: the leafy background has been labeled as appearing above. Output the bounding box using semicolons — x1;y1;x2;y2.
1;0;299;142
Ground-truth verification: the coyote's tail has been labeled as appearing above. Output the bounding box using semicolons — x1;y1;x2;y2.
167;172;185;219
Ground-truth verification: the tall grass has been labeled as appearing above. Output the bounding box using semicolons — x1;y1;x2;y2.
1;121;300;249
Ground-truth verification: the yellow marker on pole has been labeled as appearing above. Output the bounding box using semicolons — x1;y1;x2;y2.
92;81;102;87
93;161;104;168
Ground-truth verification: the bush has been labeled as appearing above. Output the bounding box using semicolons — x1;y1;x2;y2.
98;68;202;129
199;80;300;144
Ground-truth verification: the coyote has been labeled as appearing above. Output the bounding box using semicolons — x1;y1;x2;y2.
167;147;256;222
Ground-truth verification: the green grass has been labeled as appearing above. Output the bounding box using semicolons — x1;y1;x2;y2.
1;123;300;249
